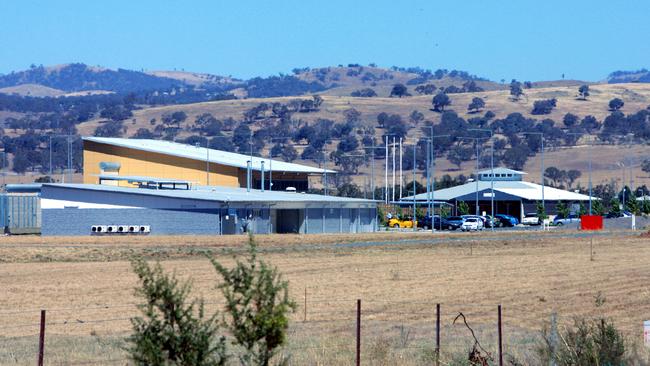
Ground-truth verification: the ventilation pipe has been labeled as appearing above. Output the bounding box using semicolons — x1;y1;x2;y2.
246;160;252;192
260;161;265;192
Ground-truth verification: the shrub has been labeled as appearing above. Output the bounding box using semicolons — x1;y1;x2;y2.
210;234;296;366
128;258;227;366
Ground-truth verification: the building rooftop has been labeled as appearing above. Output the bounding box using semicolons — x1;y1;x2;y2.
42;183;375;204
84;137;336;174
402;180;594;202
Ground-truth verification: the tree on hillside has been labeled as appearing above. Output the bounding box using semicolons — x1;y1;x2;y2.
350;88;377;97
567;169;582;188
578;84;590;100
509;80;524;101
446;145;473;170
409;110;424;125
609;98;624;111
642;159;650;174
467;97;485;113
390;83;410;98
502;145;530;170
414;84;437;95
544;167;562;186
531;98;557;115
431;93;451;112
580;115;601;133
563;113;579;128
233;124;252;153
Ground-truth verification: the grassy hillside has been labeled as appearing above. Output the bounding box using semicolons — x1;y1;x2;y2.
75;82;650;189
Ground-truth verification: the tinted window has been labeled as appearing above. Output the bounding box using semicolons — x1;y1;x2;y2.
447;216;462;221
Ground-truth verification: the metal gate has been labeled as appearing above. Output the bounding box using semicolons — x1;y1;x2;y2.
0;194;41;234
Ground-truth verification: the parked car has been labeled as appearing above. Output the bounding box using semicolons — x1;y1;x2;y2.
494;214;518;227
605;211;632;218
461;217;484;231
522;213;541;226
553;214;581;226
462;215;492;228
388;217;417;229
482;215;496;228
418;216;452;230
445;216;465;230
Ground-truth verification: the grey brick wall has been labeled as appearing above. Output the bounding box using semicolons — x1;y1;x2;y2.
42;208;221;236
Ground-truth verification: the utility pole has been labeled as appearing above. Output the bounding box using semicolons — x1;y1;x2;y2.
392;137;396;203
399;137;403;200
469;129;495;231
524;132;545;216
385;135;389;203
566;132;592;214
431;134;451;231
412;142;417;232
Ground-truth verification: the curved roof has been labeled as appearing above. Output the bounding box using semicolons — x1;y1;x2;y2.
402;180;594;202
84;137;336;174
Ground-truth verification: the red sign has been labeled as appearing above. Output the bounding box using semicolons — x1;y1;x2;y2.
581;215;603;230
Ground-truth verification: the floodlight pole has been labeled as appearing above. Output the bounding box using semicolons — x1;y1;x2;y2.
457;136;484;216
431;134;451;231
524;132;545;216
392;136;396;203
412;142;417;232
385;135;389;203
469;128;494;231
566;132;592;214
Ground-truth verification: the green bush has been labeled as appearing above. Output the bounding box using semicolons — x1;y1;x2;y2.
538;317;626;366
210;234;296;366
128;258;227;366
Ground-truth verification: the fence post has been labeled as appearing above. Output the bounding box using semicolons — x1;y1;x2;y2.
38;309;46;366
356;299;361;366
550;312;557;366
436;303;441;366
498;305;503;366
304;287;307;322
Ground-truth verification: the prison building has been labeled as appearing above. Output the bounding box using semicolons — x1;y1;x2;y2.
83;137;333;191
401;168;594;220
40;183;377;236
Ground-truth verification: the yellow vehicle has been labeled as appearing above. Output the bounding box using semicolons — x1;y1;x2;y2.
388;217;417;229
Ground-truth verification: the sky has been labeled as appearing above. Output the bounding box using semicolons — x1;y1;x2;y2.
1;0;649;82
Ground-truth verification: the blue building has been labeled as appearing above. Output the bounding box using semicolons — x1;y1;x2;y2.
41;183;377;236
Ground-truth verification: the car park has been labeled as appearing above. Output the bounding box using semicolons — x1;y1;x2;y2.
522;213;541;225
553;214;580;226
461;217;483;231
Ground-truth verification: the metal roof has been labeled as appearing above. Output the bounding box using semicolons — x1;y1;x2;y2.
96;175;191;184
42;183;375;204
84;137;336;174
476;167;527;175
402;180;594;202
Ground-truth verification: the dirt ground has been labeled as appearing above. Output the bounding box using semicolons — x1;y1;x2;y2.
1;230;650;365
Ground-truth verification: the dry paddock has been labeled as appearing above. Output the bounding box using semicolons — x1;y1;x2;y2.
1;230;650;365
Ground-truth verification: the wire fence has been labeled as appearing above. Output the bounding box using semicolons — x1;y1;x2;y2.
4;295;640;366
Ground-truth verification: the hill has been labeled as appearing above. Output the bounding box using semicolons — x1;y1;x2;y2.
0;63;186;93
607;69;650;84
74;82;650;190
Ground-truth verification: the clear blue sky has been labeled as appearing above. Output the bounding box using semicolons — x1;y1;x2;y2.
1;0;649;82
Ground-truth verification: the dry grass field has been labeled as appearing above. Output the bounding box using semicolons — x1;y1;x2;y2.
2;230;650;365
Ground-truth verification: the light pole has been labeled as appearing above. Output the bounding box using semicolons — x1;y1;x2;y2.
566;132;593;214
49;134;75;183
469;128;495;231
457;136;487;216
430;134;451;231
523;132;545;216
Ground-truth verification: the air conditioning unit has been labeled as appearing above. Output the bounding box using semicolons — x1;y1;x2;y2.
118;225;129;233
91;225;99;233
106;225;118;233
128;225;138;233
97;225;108;233
139;225;151;234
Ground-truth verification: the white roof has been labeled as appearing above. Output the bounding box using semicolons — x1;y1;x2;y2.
84;137;336;174
476;167;527;176
402;180;594;201
43;183;374;204
638;196;650;201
